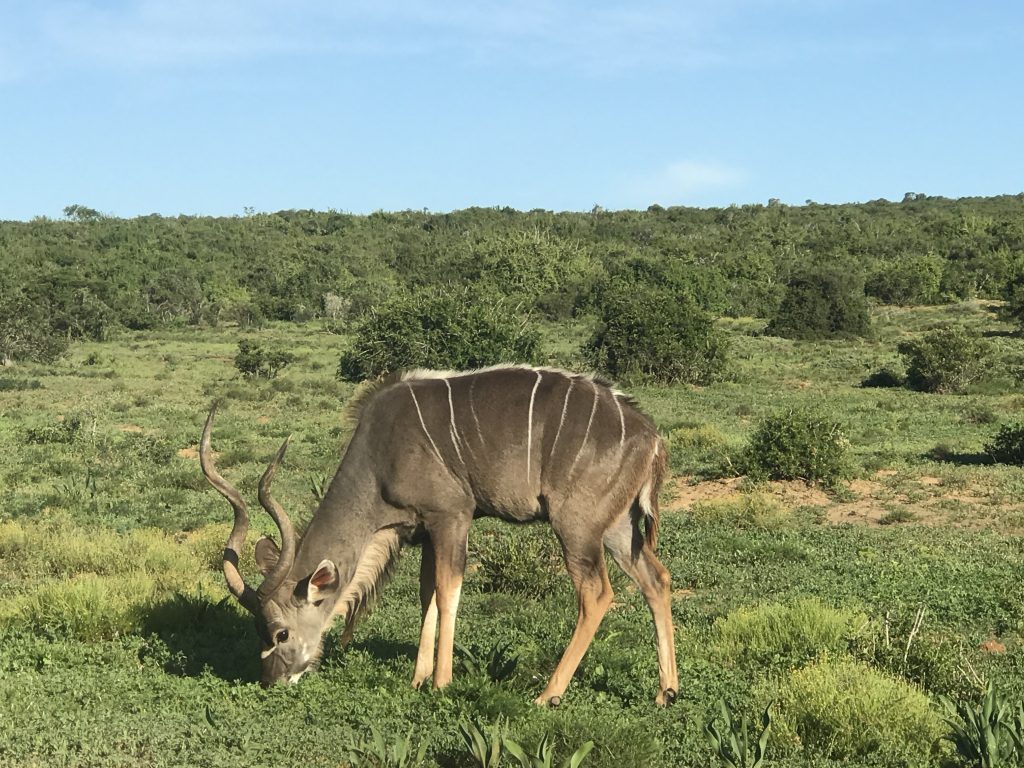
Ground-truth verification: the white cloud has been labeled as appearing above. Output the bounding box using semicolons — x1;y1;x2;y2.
1;0;739;78
627;159;746;207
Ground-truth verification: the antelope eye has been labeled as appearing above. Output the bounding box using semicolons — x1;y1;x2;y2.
276;629;289;644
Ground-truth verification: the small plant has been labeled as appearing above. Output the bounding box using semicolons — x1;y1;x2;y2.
504;733;595;768
742;408;850;486
460;719;505;768
234;339;295;379
941;682;1023;768
879;507;916;525
986;423;1024;466
705;700;772;768
309;474;329;502
897;326;990;394
457;640;520;683
344;727;429;768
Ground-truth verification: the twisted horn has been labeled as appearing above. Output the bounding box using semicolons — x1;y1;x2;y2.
200;404;260;615
256;436;297;597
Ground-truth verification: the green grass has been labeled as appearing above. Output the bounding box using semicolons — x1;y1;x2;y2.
3;304;1024;766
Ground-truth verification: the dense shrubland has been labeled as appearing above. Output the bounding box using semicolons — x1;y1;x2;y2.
4;194;1024;378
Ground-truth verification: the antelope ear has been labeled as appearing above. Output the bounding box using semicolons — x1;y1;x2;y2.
254;537;281;575
307;559;340;602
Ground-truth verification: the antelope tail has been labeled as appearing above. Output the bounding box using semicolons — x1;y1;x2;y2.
638;440;667;550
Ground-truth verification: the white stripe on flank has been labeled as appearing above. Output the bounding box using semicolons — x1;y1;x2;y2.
407;383;444;465
526;370;542;481
444;378;465;466
549;377;574;461
469;376;485;447
613;392;625;447
569;380;600;475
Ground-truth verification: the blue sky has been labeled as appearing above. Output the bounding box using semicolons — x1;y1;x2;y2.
1;1;1021;219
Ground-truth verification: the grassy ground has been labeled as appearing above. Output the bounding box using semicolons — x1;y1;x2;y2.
2;303;1024;767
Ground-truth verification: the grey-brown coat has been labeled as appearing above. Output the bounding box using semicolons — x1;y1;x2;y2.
201;365;678;705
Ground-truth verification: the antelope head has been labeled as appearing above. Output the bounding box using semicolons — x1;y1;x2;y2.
200;405;342;687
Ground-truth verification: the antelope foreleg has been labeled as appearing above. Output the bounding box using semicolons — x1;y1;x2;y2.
426;523;469;689
412;542;438;689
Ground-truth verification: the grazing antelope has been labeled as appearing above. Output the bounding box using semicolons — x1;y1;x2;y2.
201;365;678;706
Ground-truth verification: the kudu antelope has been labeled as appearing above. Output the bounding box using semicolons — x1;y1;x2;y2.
201;365;678;705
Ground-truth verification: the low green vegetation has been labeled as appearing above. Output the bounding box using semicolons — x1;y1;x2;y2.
3;297;1024;766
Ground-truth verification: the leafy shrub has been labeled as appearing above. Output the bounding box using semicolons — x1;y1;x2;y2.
865;253;945;306
338;285;540;382
584;279;728;384
770;658;943;763
742;409;850;485
712;598;867;668
234;339;295;379
764;268;870;340
986;422;1024;465
0;289;69;363
897;326;990;393
466;228;602;320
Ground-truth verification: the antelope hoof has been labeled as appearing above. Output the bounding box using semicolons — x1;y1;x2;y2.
411;676;429;690
533;694;561;708
656;688;678;707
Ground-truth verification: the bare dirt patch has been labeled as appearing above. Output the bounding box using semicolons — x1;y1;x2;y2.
665;470;1021;531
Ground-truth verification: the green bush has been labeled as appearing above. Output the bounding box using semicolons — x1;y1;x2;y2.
0;289;69;363
712;598;867;668
865;253;945;306
765;268;870;340
234;339;295;379
986;422;1024;465
584;279;728;384
743;409;850;485
338;285;541;381
770;658;944;763
897;326;990;394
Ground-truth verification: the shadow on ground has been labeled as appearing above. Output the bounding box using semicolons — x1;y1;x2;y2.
923;446;993;465
141;593;260;682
